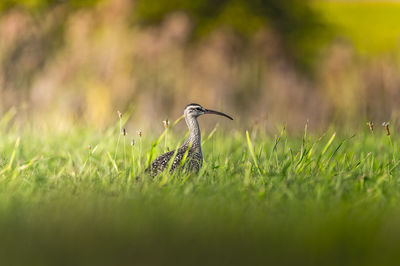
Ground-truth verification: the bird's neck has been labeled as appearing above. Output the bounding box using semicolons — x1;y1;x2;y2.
184;115;201;149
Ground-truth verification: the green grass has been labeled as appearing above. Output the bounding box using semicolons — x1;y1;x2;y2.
1;116;400;266
314;1;400;56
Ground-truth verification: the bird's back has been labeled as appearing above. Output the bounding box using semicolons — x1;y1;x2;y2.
147;145;202;175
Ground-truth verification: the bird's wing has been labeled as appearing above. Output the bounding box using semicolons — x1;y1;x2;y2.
170;148;202;173
147;150;176;175
147;147;202;175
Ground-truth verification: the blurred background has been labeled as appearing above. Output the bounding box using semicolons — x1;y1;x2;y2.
1;0;400;132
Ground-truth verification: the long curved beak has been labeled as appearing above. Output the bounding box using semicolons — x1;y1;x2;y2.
204;109;233;120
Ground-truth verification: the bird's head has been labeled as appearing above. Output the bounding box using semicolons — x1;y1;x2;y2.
184;103;233;120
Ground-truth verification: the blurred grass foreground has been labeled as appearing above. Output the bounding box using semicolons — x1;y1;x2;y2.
1;0;400;130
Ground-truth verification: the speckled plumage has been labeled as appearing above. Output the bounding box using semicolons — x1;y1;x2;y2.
148;144;202;175
147;103;233;175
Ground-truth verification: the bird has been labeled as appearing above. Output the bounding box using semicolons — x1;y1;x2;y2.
147;103;233;175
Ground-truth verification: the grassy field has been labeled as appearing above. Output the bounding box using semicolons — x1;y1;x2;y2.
0;112;400;266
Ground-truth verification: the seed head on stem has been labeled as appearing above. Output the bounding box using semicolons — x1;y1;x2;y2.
136;130;143;170
121;128;127;169
382;122;395;163
163;119;169;129
117;110;122;119
367;121;374;133
382;122;390;136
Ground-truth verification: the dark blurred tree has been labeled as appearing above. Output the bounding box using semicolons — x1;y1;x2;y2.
135;0;330;71
0;0;330;71
0;0;102;12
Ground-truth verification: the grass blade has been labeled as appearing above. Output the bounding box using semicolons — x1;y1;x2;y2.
246;131;261;174
322;132;336;156
107;152;119;172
